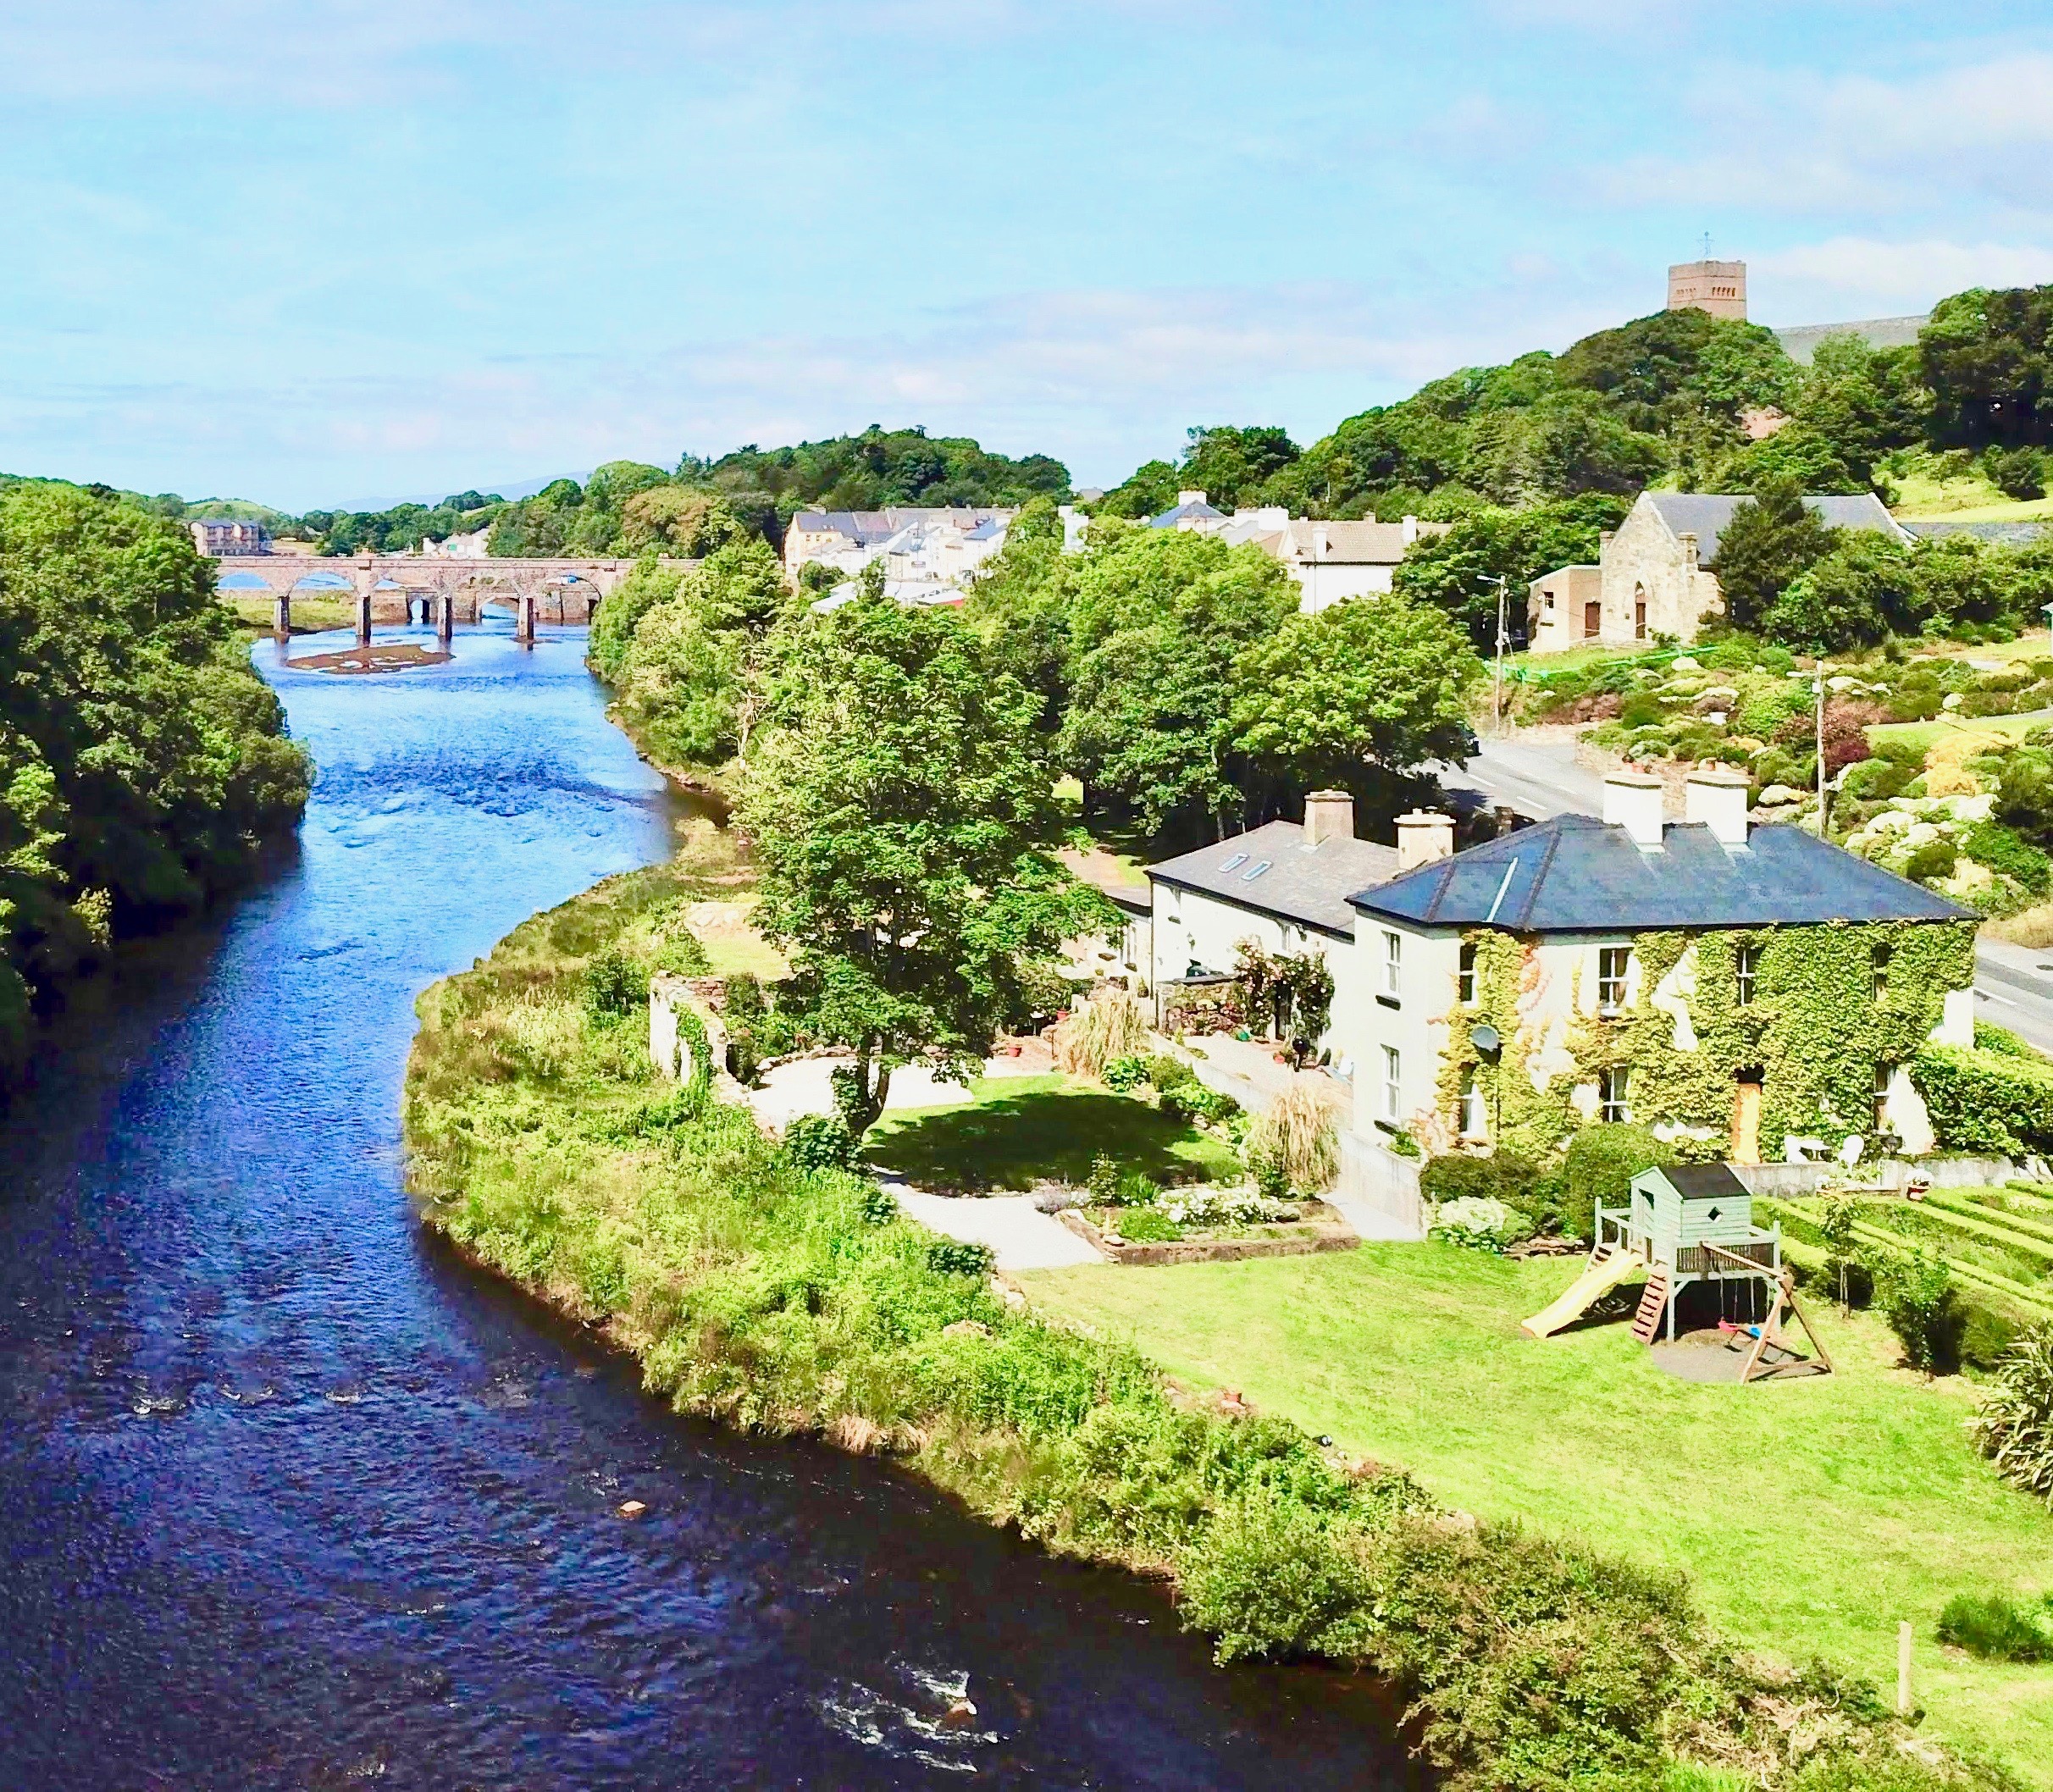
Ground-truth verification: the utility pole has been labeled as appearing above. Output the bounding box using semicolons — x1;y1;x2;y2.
1813;671;1828;837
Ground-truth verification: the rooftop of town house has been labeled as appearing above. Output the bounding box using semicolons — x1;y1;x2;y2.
1148;816;1399;936
1640;490;1907;561
1254;518;1452;565
1148;490;1225;528
1347;812;1973;933
789;506;1011;545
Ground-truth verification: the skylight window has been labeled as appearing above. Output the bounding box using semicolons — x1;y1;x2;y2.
1220;853;1248;872
1242;860;1272;881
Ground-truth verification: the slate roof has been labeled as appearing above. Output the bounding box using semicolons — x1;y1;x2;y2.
1901;519;2048;547
1347;814;1971;933
1148;496;1224;528
1644;491;1906;563
1653;1163;1751;1203
1267;519;1448;565
1149;820;1399;935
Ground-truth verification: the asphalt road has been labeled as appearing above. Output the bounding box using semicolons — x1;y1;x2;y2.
1442;735;2053;1053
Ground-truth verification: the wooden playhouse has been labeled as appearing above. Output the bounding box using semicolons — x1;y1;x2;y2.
1523;1163;1830;1380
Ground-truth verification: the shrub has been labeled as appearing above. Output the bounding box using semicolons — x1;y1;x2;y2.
1175;1494;1378;1664
1103;1054;1150;1092
1146;1052;1198;1092
1973;1322;2053;1507
1053;987;1148;1081
829;1063;871;1131
1965;821;2052;896
1430;1195;1522;1252
1110;1205;1182;1242
1561;1124;1674;1241
1242;1084;1340;1195
655;929;711;976
1935;1590;2053;1662
1912;1043;2053;1156
783;1113;860;1173
1877;1247;1963;1375
723;971;765;1021
583;945;645;1022
1986;446;2048;501
857;1183;899;1226
926;1238;995;1278
1420;1150;1539;1210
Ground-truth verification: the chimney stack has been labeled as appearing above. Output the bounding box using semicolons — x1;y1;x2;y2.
1685;767;1750;847
1402;514;1419;545
1396;809;1456;870
1302;789;1355;848
1177;489;1208;507
1602;772;1666;850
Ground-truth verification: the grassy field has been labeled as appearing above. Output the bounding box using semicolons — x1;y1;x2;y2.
1024;1243;2053;1783
863;1072;1242;1190
1866;707;2053;756
1891;459;2053;522
220;592;357;633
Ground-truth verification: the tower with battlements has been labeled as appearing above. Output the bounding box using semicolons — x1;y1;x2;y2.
1667;258;1746;320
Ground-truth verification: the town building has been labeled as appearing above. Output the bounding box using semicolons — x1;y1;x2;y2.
189;518;272;556
782;507;1014;587
1145;792;1416;1068
1528;489;1908;652
1345;772;1974;1167
1146;489;1449;613
1667;258;1747;321
419;527;492;559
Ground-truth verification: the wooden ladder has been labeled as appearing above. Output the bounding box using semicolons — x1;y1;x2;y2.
1630;1265;1672;1346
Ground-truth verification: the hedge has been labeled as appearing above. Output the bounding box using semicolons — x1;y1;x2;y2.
1911;1043;2053;1157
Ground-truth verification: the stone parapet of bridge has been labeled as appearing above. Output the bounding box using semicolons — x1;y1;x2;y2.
214;554;660;627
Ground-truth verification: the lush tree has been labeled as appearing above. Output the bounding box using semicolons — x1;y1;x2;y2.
617;486;742;556
1390;494;1630;649
1096;458;1182;519
1922;285;2053;449
1706;478;1840;633
1058;530;1299;838
1231;596;1481;803
0;483;310;1077
740;593;1111;1128
1762;532;1919;650
1178;425;1301;509
1463;392;1664;505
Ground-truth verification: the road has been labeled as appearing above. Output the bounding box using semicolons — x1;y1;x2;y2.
1443;734;2053;1053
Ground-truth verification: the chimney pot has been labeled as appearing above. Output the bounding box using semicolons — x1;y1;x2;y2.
1602;772;1667;850
1177;489;1207;507
1685;767;1750;847
1396;809;1456;870
1302;789;1354;848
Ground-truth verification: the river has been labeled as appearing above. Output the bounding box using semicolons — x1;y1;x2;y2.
0;621;1416;1789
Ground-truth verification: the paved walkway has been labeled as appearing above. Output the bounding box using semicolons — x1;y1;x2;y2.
886;1181;1105;1271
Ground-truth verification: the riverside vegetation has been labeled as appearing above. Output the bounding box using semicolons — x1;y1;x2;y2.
0;479;312;1084
404;840;2015;1792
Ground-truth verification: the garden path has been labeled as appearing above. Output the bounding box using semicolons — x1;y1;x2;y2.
885;1181;1106;1271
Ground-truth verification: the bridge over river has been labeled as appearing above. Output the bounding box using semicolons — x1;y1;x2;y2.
215;554;649;644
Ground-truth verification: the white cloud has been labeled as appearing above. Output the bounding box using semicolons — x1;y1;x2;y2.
1751;236;2053;324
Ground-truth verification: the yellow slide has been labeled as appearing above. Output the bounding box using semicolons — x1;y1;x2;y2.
1520;1249;1644;1340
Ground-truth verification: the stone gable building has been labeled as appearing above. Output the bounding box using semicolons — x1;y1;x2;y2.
1528;489;1907;652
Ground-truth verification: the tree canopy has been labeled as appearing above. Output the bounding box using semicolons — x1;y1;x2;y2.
0;482;310;1079
738;592;1109;1128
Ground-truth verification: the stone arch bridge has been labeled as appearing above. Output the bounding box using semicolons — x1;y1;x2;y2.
216;555;642;644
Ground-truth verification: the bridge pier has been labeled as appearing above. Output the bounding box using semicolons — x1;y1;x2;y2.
437;593;454;646
517;591;537;644
355;590;373;645
274;592;291;637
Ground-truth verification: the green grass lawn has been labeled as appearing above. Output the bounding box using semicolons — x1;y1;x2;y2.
1893;465;2053;522
1867;707;2053;756
1024;1243;2053;1784
862;1072;1243;1191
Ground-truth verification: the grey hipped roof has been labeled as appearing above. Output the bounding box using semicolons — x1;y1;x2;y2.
1148;820;1398;935
1348;814;1970;933
1148;497;1224;528
1644;491;1905;564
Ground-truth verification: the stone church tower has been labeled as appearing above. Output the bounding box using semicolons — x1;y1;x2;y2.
1666;259;1746;321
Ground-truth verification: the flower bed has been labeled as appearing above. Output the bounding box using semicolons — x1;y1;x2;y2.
1059;1195;1358;1266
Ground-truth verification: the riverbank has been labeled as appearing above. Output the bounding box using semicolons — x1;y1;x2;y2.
402;855;1992;1791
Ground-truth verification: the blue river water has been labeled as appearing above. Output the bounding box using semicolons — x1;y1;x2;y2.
0;619;1416;1789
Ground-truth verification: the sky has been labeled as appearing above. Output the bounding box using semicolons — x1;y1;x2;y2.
3;1;2053;512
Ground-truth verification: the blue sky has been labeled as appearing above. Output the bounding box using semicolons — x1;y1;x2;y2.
4;0;2053;510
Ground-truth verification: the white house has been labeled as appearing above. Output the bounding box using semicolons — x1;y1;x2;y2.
783;507;1014;586
1147;793;1444;1070
1343;771;1976;1165
1146;489;1448;613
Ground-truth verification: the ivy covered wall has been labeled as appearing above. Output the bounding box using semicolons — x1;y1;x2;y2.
1433;919;1978;1163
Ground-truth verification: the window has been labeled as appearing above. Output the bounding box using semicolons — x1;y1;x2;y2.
1872;943;1891;999
1597;946;1630;1015
1735;943;1760;1006
1873;1063;1894;1133
1599;1065;1630;1125
1382;1047;1403;1122
1458;941;1477;1006
1458;1065;1487;1138
1242;860;1271;881
1220;853;1247;872
1384;931;1403;998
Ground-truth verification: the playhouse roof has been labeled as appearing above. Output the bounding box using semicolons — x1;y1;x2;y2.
1641;1163;1749;1203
